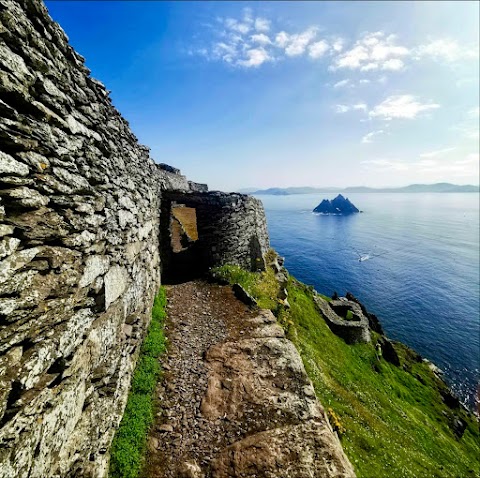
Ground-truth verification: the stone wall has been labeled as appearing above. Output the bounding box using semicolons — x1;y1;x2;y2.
160;191;270;282
313;295;371;345
0;0;270;476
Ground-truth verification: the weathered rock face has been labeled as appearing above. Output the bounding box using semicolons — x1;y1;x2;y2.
0;0;270;476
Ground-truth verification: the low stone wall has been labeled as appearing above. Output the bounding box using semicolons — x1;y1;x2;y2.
314;296;371;344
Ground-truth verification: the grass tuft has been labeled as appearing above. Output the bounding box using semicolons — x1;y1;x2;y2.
109;287;167;478
212;264;279;309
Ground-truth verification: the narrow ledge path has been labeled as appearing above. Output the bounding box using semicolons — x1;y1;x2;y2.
143;280;355;478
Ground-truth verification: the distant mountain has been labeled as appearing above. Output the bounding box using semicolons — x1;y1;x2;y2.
239;186;342;195
248;183;479;195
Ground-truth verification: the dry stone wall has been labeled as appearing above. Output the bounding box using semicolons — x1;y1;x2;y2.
160;191;270;282
0;0;270;476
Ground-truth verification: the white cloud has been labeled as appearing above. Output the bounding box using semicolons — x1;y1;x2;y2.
331;31;409;71
237;48;271;68
332;38;344;52
382;58;404;71
309;40;329;59
225;18;251;35
362;154;479;179
333;79;350;88
335;104;350;113
251;33;271;45
213;41;238;63
416;153;479;177
361;62;378;71
353;103;367;111
284;27;318;57
369;95;440;120
242;8;253;24
196;12;477;81
255;17;270;32
362;130;384;143
334;44;369;69
459;153;479;166
419;147;455;158
359;79;371;84
416;39;479;62
275;31;289;48
335;103;367;113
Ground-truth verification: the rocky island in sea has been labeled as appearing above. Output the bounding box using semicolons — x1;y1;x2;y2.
313;194;360;215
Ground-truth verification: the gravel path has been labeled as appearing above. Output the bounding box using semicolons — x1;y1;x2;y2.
143;281;254;477
142;280;356;478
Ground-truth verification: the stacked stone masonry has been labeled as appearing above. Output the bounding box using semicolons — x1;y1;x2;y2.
0;0;269;476
160;191;270;282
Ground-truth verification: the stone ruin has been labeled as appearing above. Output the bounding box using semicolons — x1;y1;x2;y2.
313;295;371;344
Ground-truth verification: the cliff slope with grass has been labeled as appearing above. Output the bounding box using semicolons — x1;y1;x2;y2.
213;260;479;478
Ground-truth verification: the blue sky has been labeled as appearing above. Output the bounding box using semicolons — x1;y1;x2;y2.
46;1;479;191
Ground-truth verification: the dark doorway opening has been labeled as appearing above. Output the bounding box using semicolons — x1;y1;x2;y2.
161;199;206;284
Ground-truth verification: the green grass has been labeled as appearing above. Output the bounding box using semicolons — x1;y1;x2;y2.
212;264;279;310
109;287;167;478
216;265;480;478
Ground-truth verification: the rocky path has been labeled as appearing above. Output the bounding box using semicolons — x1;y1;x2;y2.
143;281;355;478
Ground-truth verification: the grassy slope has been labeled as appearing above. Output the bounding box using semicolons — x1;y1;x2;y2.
109;288;167;478
214;266;479;478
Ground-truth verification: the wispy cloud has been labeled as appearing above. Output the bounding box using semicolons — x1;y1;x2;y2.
335;103;367;113
416;39;479;63
369;95;440;120
335;104;350;113
362;130;384;143
362;153;479;179
361;159;409;171
333;79;350;88
419;147;455;158
416;153;479;177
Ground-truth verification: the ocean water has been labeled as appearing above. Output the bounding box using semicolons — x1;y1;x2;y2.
258;193;480;409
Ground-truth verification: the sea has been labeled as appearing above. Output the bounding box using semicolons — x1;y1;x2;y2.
257;193;480;410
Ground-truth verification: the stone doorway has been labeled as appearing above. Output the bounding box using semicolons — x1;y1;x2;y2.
161;200;204;284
